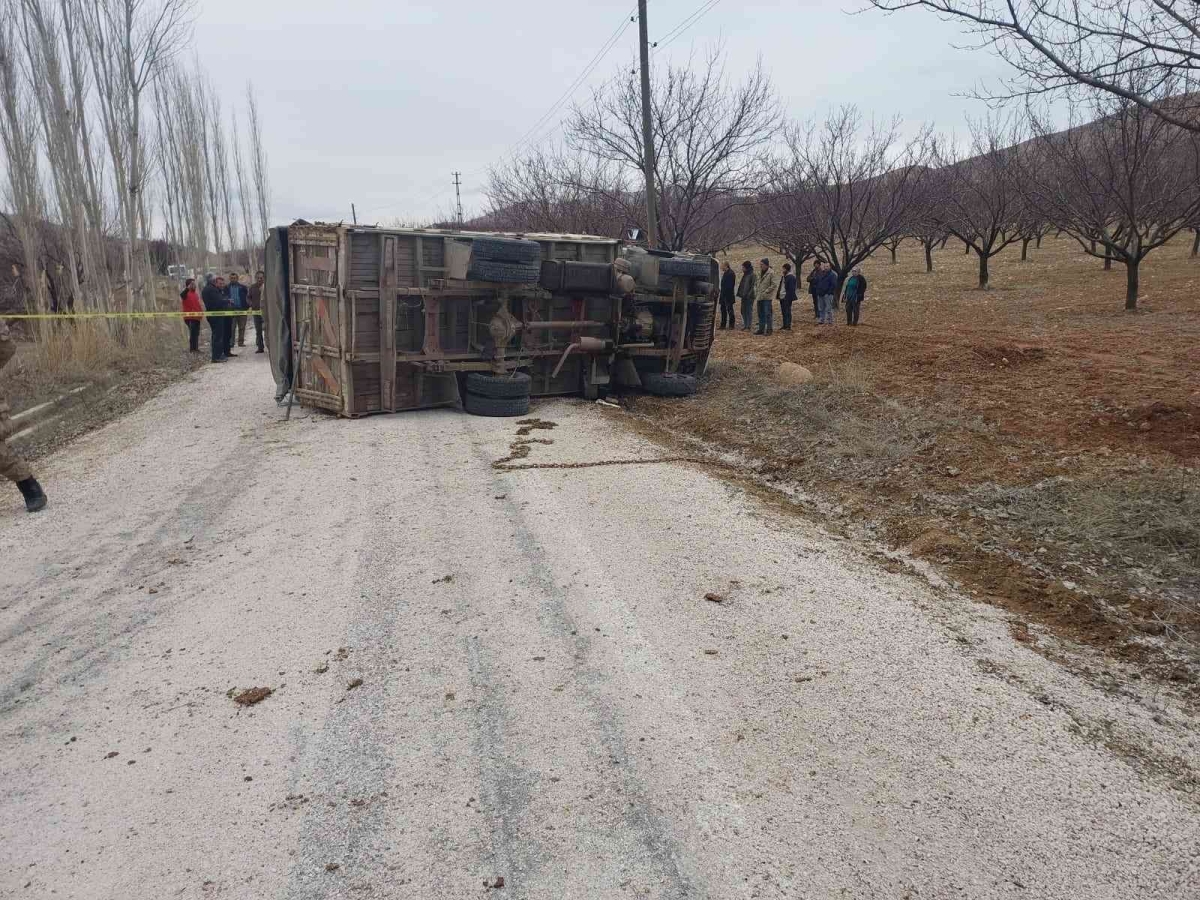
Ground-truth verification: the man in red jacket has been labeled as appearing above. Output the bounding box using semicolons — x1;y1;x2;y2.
180;278;203;352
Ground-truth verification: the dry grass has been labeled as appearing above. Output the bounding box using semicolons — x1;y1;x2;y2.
3;278;203;414
684;353;990;485
17;320;177;391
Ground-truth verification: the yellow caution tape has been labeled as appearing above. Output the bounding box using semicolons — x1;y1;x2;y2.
3;310;261;319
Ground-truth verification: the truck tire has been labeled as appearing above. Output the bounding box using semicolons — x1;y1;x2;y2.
643;372;698;397
658;257;710;278
466;259;542;284
465;371;531;399
470;237;542;264
464;393;531;417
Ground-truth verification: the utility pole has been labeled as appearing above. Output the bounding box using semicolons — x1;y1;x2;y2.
453;172;464;226
637;0;658;248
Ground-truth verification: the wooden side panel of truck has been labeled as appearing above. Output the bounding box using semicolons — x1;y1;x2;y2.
280;223;717;417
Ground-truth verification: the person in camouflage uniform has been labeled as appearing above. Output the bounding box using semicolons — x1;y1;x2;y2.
0;320;47;512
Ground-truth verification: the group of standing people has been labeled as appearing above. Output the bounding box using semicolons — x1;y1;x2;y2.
718;258;869;332
180;271;265;362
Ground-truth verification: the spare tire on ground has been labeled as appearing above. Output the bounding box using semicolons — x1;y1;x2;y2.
471;237;542;264
465;371;532;399
658;257;711;278
464;393;531;417
643;372;698;397
466;259;542;284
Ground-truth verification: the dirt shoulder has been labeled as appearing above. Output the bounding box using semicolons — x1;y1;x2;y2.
629;234;1199;702
2;320;208;465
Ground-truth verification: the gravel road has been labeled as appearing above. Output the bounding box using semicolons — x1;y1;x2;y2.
2;355;1197;900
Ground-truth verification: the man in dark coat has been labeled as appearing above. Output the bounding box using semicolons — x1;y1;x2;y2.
843;267;868;326
736;261;756;331
779;262;798;330
227;272;250;348
248;270;266;352
718;262;736;330
807;261;823;321
201;274;231;363
814;265;839;326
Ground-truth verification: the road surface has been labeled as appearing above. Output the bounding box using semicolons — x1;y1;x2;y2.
1;355;1197;899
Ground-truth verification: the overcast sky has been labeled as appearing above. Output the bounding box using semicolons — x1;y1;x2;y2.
193;0;1014;226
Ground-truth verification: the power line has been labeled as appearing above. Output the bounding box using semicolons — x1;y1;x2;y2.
500;7;636;161
654;0;722;53
357;8;636;221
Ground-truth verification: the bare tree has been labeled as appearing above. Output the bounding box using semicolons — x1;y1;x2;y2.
246;82;270;249
61;0;113;307
199;76;224;261
883;234;903;264
1015;205;1050;262
867;1;1200;133
757;186;816;279
78;0;193;308
230;112;256;270
0;5;45;310
767;107;933;291
485;146;631;236
19;0;94;308
934;120;1026;289
165;65;209;273
1024;88;1200;310
566;48;778;252
205;84;238;268
152;70;183;254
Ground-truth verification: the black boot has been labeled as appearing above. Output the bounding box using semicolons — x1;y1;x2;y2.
17;477;47;513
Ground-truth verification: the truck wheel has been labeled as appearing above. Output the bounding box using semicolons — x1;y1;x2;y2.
471;237;543;264
643;372;698;397
658;257;711;278
465;371;532;399
466;259;542;284
465;393;531;417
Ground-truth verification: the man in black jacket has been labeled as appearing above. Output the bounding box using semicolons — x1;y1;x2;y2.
779;262;798;330
718;262;736;330
227;272;250;348
201;275;231;363
807;261;823;321
736;261;756;331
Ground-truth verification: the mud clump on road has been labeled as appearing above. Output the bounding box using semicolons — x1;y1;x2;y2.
231;687;273;706
515;418;557;437
494;421;558;469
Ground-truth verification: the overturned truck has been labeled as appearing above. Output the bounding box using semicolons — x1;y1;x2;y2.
263;223;717;417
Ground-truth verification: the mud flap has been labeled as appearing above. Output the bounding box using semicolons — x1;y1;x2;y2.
612;357;641;389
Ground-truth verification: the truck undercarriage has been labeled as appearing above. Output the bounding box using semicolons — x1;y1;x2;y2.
263;223;717;416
